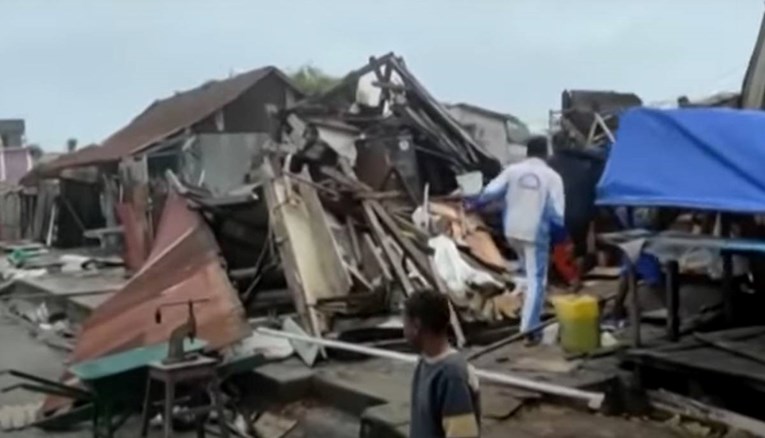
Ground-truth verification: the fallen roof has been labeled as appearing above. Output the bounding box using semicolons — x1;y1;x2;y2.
67;189;249;365
44;66;298;172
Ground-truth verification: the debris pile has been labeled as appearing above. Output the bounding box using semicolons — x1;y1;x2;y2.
0;53;547;436
552;89;642;149
6;44;765;437
258;53;538;346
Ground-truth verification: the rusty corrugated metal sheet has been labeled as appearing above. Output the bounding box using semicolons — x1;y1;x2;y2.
115;202;148;271
43;188;249;414
68;189;249;363
42;67;296;174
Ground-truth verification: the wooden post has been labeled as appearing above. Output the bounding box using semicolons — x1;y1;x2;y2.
720;214;735;325
628;266;641;347
665;261;680;342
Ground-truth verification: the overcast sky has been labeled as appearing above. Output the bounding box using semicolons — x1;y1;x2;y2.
1;0;763;150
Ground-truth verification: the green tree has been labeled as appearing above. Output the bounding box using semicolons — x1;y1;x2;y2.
289;65;341;96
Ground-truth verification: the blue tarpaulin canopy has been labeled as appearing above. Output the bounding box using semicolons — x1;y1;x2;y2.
597;107;765;213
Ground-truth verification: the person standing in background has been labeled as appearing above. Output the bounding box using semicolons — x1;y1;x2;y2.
468;136;565;345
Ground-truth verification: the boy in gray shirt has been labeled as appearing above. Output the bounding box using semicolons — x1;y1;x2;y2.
404;290;480;437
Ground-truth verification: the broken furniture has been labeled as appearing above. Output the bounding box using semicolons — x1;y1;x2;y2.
552;89;642;149
599;229;765;344
139;356;228;438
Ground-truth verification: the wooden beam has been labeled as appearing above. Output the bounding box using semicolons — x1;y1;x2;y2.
362;202;414;295
649;390;765;437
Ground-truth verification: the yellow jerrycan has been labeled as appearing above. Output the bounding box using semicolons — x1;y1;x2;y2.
552;294;600;354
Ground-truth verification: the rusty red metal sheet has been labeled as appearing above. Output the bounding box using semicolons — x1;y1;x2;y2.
115;202;148;272
43;190;249;413
41;67;294;174
69;190;248;364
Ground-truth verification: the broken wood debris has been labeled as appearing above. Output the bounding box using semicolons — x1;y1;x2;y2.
0;52;660;437
649;389;765;437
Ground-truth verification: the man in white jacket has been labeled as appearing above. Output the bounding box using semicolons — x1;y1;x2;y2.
469;136;565;344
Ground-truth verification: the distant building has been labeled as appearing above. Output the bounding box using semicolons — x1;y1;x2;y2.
0;119;32;184
446;103;530;165
0;119;25;148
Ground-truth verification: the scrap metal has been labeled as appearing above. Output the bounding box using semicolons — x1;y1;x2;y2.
42;189;249;414
283;53;502;195
68;190;249;362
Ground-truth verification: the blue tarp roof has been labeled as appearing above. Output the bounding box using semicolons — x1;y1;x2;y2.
597;107;765;213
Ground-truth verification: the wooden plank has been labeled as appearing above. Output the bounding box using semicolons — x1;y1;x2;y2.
665;261;680;342
336;161;466;345
369;201;434;285
261;159;351;336
694;333;765;365
361;233;392;282
346;216;362;266
362;202;414;295
262;160;316;335
628;266;641;347
649;389;765;437
119;157;152;250
368;201;465;346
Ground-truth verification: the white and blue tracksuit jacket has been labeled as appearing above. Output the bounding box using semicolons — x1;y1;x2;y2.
472;157;565;332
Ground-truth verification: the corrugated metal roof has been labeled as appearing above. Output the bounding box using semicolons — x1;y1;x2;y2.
46;66;296;172
67;189;249;365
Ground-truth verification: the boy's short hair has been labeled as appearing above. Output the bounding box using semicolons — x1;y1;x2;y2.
404;290;450;334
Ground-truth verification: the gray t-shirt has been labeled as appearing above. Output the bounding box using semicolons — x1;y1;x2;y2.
410;350;481;437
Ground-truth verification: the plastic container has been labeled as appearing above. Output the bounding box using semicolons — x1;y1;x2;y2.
552;294;600;354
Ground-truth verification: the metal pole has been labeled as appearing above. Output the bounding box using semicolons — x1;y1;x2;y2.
255;327;605;409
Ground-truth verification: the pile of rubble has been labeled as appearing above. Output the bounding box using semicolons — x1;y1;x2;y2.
0;53;554;437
